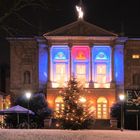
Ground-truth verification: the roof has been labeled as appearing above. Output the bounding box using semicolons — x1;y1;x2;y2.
0;105;35;114
44;20;117;37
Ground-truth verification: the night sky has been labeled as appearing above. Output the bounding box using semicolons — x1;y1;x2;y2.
43;0;140;37
0;0;140;37
0;0;140;65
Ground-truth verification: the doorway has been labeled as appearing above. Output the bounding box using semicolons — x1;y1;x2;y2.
97;97;108;119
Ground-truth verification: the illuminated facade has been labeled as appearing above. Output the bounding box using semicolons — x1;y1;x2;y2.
8;18;140;121
43;19;122;120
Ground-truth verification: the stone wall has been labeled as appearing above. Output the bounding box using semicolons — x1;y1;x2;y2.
8;38;39;96
124;39;140;89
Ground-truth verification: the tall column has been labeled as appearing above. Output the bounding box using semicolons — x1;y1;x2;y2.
89;45;93;88
111;45;115;88
47;45;52;88
37;37;48;91
69;44;72;79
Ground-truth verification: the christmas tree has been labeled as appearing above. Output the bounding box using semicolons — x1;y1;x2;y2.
55;77;95;130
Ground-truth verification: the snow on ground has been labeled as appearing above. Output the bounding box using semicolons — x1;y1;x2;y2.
0;129;140;140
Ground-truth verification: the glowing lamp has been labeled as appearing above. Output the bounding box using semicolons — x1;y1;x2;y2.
79;97;86;103
25;92;31;99
119;94;125;101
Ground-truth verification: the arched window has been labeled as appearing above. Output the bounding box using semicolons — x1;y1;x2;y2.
55;96;64;117
72;46;90;87
24;71;31;84
92;46;111;88
133;73;140;85
51;45;70;88
97;97;108;119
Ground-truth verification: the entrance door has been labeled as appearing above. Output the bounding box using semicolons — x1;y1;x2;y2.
97;97;108;119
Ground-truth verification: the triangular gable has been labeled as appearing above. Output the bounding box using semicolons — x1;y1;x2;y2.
44;20;117;37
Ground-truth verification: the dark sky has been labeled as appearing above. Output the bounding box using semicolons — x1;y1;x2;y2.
0;0;140;65
40;0;140;37
1;0;140;37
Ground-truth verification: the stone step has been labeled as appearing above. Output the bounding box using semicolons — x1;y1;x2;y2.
92;119;114;130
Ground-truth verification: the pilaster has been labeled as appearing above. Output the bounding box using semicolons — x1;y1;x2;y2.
47;45;52;88
89;44;93;88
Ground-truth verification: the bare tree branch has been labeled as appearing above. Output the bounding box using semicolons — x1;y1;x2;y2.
13;12;37;29
1;25;15;37
0;0;50;36
14;3;44;12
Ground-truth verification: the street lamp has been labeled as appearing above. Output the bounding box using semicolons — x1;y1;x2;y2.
25;92;32;129
119;94;125;131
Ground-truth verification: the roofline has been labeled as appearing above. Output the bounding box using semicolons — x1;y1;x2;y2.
44;36;117;41
128;38;140;41
43;20;118;37
43;20;78;36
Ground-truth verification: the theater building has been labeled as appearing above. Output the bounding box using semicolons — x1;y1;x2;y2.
7;7;140;121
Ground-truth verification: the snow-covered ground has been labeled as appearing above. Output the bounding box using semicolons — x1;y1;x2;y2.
0;129;139;140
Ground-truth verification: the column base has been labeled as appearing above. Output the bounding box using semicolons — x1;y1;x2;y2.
110;81;116;88
89;81;93;88
47;80;52;88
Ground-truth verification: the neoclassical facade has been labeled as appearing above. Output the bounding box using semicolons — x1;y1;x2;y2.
8;19;140;120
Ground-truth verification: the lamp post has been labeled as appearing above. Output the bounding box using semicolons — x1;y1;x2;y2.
25;92;31;129
119;94;125;131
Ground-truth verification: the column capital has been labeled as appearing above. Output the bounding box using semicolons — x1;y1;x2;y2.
89;43;93;48
46;44;52;51
68;43;73;48
115;37;128;45
47;41;52;47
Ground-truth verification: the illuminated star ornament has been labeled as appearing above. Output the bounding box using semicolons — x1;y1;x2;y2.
76;5;84;19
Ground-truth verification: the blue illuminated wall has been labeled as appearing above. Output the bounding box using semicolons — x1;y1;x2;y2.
39;43;48;89
92;46;111;82
114;44;124;86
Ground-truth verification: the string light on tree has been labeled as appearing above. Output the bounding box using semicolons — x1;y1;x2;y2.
79;96;86;103
55;77;95;129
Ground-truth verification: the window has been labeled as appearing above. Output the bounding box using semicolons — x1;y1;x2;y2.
92;46;111;88
133;74;140;85
97;97;108;119
51;45;69;88
76;64;86;82
55;96;64;117
132;54;139;59
72;46;90;87
24;71;31;84
55;63;66;84
96;64;107;83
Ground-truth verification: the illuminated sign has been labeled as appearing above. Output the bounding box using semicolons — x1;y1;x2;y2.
126;89;140;107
